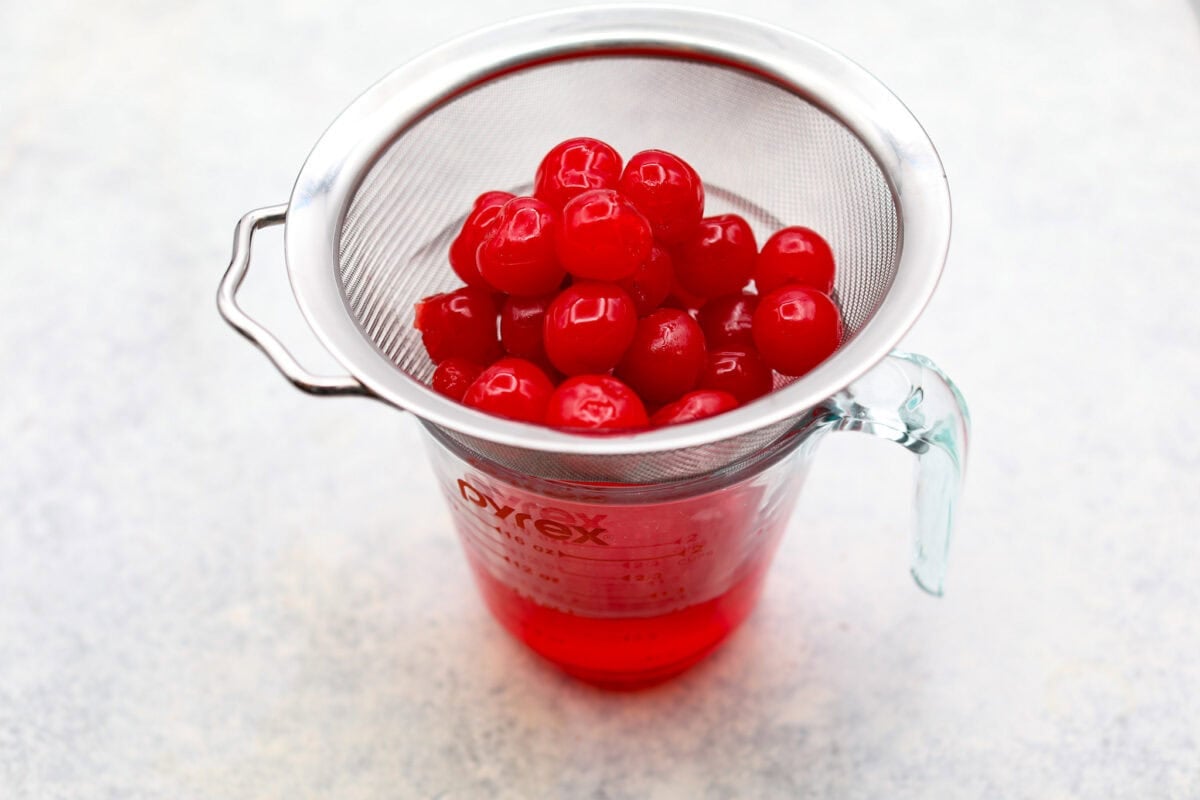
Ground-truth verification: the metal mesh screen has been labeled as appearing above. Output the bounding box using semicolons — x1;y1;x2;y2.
336;55;900;481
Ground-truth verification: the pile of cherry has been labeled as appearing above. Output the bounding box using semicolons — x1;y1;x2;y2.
414;137;843;430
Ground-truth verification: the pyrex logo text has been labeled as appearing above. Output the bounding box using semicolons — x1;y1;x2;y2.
457;478;609;546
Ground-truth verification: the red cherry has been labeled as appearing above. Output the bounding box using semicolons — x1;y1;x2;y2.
615;308;707;405
474;190;517;207
462;357;554;423
448;191;514;289
676;214;757;298
413;286;500;364
545;375;649;431
534;137;623;212
651;390;739;427
755;227;836;294
431;358;485;401
477;196;564;296
699;349;774;404
500;293;554;361
556;189;652;281
752;285;844;376
616;245;674;316
544;283;638;375
662;275;708;314
618;149;705;245
697;293;758;350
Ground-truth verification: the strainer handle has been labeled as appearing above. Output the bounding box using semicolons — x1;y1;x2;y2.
822;351;970;596
218;204;369;397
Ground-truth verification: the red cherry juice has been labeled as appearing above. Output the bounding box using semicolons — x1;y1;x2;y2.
438;464;801;687
466;551;775;687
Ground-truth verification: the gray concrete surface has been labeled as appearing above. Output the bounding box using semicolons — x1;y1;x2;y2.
2;1;1198;797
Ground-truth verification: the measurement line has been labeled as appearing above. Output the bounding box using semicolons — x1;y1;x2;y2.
555;566;667;579
557;549;684;562
553;590;677;601
458;530;521;562
538;598;695;613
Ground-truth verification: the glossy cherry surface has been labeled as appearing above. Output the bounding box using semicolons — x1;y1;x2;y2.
419;138;850;431
431;358;485;402
616;308;707;406
755;226;836;294
448;190;514;289
543;283;638;376
534;137;623;212
697;293;758;350
555;189;652;281
477;196;564;296
413;286;500;364
545;375;649;431
650;390;739;427
661;275;708;314
675;214;757;298
500;293;554;361
618;149;704;245
462;357;554;423
616;245;674;317
751;285;844;377
699;349;774;404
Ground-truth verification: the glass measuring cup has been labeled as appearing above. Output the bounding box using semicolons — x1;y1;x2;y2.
421;352;966;686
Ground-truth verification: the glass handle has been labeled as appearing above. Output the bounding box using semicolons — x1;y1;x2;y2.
821;351;970;596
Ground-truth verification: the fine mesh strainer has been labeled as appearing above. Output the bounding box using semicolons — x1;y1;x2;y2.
218;6;956;486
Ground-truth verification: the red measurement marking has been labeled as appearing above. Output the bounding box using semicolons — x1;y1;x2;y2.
457;528;515;558
556;549;685;562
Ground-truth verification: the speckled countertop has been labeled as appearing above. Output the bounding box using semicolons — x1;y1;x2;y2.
2;1;1198;797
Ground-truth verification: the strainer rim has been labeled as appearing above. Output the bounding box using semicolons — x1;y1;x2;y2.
283;5;951;456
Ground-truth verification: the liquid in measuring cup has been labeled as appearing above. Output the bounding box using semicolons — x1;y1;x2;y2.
466;552;775;686
439;467;800;687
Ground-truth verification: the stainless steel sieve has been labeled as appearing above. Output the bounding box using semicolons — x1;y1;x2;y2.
218;6;953;485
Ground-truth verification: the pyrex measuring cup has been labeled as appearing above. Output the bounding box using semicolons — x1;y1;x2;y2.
423;352;965;685
217;7;970;686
